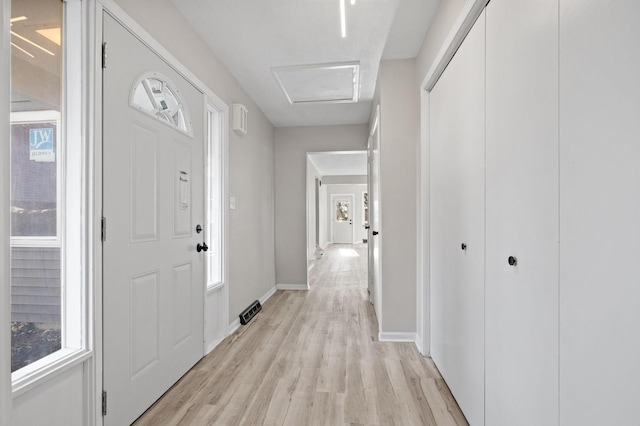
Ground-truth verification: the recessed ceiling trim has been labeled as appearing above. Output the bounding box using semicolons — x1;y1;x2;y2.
272;61;360;106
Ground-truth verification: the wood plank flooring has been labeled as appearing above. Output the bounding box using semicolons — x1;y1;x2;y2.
134;244;468;425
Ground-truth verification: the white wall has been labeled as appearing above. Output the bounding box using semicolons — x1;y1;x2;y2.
325;183;368;244
114;0;277;325
373;59;419;334
275;125;368;286
12;365;86;426
323;175;367;185
318;182;328;250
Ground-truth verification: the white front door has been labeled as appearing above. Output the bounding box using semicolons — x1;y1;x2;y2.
102;13;205;426
331;194;354;244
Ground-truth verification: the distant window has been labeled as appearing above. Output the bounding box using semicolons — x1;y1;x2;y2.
130;73;191;134
336;200;350;222
362;191;368;224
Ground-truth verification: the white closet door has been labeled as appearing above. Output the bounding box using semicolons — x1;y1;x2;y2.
485;0;558;424
430;11;485;426
560;1;640;424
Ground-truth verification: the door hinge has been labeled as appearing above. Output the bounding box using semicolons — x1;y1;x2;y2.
102;42;108;69
102;390;107;416
101;217;107;242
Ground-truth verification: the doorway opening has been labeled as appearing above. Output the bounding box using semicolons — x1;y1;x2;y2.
306;151;369;289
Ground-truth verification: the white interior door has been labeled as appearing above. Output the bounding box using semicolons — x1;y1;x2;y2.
429;10;485;426
102;13;205;426
369;110;382;323
366;138;373;301
485;0;558;424
331;194;354;244
559;1;640;424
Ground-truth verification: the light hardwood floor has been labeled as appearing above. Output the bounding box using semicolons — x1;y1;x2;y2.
134;244;468;425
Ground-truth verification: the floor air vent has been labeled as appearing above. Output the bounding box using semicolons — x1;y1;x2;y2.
239;300;262;325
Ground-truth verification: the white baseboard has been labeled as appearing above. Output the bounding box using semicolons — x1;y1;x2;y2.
276;283;310;291
414;335;426;356
206;337;224;354
260;285;277;304
228;318;240;335
228;285;277;336
378;332;416;343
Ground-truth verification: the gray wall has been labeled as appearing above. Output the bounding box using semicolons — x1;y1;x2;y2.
115;0;276;323
374;59;419;334
275;125;368;285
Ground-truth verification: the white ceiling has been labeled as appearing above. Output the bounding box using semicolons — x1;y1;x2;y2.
172;0;440;127
309;151;368;176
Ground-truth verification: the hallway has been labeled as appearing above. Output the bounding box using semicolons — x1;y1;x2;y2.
134;244;467;425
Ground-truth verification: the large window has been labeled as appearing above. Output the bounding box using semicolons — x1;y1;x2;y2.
10;0;86;383
10;112;62;372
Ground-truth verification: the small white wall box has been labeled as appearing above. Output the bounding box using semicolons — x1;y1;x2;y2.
232;103;248;135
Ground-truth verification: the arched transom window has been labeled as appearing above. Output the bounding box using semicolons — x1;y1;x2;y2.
130;72;192;135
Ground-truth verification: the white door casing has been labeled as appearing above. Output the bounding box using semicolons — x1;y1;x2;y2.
369;107;382;326
366;144;373;301
331;194;354;244
102;13;205;426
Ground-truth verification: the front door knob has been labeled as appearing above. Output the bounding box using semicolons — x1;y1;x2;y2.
508;256;517;266
197;242;209;252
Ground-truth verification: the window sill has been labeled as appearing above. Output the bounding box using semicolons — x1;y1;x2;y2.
12;348;93;398
207;281;225;293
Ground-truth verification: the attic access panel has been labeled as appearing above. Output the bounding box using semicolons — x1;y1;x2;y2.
272;61;360;105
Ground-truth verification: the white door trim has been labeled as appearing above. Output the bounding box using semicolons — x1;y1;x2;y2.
0;0;11;421
421;0;489;92
330;193;356;244
369;105;382;331
204;98;230;355
416;0;489;357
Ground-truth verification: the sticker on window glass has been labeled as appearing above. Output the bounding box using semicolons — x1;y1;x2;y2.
29;128;55;162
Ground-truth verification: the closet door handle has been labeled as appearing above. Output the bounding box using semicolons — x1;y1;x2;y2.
508;256;517;266
461;243;467;250
372;231;379;236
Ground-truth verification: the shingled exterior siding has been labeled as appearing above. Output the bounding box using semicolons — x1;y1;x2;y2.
11;247;61;325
